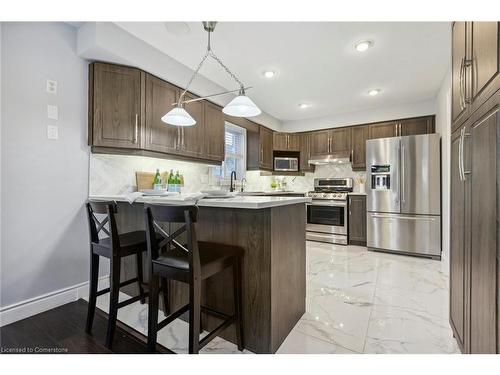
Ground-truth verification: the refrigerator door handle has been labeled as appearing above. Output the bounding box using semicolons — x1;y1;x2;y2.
395;140;401;203
401;145;405;203
371;214;437;221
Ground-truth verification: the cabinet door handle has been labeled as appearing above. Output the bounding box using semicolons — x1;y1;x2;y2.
261;148;263;162
133;114;138;143
459;57;465;110
182;128;185;149
463;59;473;105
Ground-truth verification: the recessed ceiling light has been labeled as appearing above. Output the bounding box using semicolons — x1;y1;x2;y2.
355;40;374;52
368;89;381;96
299;103;310;109
263;70;276;78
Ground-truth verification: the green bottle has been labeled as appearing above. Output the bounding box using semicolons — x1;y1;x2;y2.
175;171;181;193
153;169;162;190
167;169;175;192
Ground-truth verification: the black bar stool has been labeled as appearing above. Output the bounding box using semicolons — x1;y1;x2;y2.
144;204;244;354
85;200;149;348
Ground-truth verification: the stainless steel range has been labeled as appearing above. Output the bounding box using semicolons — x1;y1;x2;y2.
306;178;353;245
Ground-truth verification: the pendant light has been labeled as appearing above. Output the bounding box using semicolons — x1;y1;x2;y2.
162;22;261;126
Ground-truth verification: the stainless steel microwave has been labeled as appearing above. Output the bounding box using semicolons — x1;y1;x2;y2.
274;157;299;172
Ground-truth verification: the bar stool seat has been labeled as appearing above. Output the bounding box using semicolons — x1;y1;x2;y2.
153;241;243;280
92;230;149;257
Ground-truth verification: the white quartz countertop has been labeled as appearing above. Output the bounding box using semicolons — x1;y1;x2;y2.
239;190;307;196
348;192;366;195
88;194;311;209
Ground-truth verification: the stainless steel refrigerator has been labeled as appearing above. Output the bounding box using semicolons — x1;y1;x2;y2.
366;133;441;259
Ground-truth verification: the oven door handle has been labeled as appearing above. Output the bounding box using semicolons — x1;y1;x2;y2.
306;201;347;207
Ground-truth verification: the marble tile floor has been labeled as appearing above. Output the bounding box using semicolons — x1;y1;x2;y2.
92;241;459;354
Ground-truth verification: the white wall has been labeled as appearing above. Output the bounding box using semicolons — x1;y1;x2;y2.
282;98;436;132
0;23;95;313
435;67;452;273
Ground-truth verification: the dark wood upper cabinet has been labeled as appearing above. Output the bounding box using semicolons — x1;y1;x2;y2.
273;133;299;151
330;127;351;153
203;102;225;162
399;116;435;136
452;22;500;132
452;21;467;126
90;63;143;149
179;93;205;159
299;133;314;172
369;121;397;139
348;195;366;246
310;128;351;156
350;125;369;171
144;73;180;155
471;22;499;100
288;133;300;151
310;129;331;156
260;126;274;170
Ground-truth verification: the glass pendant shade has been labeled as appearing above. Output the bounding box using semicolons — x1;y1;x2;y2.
161;106;196;126
222;95;261;117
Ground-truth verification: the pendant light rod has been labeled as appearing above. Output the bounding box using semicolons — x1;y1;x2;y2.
176;21;246;107
172;86;253;106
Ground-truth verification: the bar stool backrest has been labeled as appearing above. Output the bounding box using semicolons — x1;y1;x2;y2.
86;201;120;252
144;204;201;277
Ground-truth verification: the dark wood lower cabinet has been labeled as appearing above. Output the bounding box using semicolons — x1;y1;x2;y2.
348;195;366;246
469;105;498;354
450;127;468;352
449;90;499;354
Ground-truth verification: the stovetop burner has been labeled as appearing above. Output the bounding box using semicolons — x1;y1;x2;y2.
307;177;353;200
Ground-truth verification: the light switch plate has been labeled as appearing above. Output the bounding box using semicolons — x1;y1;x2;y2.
47;125;59;140
47;105;58;120
46;80;57;95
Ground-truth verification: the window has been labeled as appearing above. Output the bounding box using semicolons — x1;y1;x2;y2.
212;122;246;180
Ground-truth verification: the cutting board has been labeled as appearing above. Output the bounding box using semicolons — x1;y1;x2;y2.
135;171;170;191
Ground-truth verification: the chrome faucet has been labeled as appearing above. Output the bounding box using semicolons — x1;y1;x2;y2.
229;171;237;192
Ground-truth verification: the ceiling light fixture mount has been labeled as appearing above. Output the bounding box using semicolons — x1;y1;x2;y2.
299;103;310;109
162;21;261;126
368;88;381;96
354;40;374;52
263;70;276;78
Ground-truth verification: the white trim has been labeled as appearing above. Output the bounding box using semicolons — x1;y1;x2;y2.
0;275;109;327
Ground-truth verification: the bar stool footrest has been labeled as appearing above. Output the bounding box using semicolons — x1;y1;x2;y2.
117;293;149;309
96;277;140;297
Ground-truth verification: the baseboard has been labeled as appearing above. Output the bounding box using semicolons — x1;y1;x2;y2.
0;275;109;327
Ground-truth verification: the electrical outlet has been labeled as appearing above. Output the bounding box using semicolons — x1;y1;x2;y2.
47;125;59;140
46;80;57;95
47;105;58;120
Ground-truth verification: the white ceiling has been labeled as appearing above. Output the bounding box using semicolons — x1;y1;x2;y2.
115;22;450;123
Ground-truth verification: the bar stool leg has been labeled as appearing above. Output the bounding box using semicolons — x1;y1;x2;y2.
160;277;169;317
85;252;99;333
233;257;244;351
105;256;121;348
136;253;146;304
188;278;202;354
147;273;160;352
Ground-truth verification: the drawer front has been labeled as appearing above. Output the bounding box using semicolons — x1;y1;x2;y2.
367;212;441;257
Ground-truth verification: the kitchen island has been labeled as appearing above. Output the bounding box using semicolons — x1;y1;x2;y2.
88;194;310;353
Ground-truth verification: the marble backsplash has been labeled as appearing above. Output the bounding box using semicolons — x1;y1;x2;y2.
89;154;214;195
244;164;367;193
89;154;367;195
